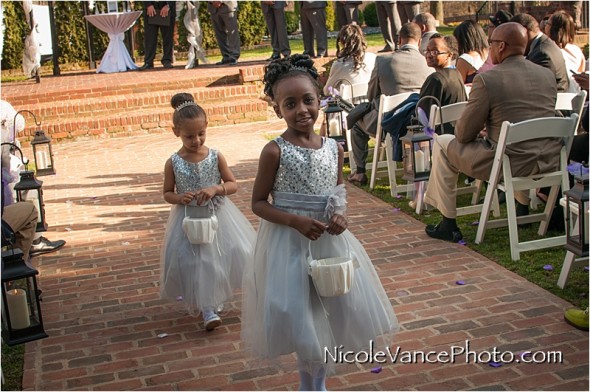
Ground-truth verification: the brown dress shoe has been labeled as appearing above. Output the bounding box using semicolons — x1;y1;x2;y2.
347;172;368;186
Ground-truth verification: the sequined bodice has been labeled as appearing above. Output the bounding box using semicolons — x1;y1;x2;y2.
273;137;339;196
172;149;221;194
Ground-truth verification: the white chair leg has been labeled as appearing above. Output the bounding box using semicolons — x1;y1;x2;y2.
538;184;559;236
369;131;382;190
557;251;580;289
504;186;521;261
475;182;497;244
345;128;356;174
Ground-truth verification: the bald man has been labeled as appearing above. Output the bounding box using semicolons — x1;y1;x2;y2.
423;22;561;242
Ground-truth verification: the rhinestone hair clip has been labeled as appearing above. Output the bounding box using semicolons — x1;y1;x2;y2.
289;65;308;73
175;101;198;111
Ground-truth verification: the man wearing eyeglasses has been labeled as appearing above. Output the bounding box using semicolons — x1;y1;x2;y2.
423;22;561;242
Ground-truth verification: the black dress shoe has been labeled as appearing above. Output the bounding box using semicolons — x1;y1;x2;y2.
215;59;229;65
425;223;463;243
138;64;154;71
163;63;173;69
267;55;280;61
227;59;238;65
347;172;368;186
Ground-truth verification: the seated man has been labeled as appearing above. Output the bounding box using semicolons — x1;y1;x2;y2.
2;186;65;259
422;22;561;242
348;22;433;185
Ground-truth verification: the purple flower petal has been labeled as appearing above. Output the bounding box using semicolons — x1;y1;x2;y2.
456;280;465;285
392;208;401;212
396;195;403;199
371;366;383;374
471;221;479;226
543;264;554;271
584;266;589;272
488;361;502;368
396;290;409;297
176;296;183;301
457;240;466;245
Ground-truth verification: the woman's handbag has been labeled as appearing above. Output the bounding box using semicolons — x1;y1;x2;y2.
308;240;355;297
182;206;218;245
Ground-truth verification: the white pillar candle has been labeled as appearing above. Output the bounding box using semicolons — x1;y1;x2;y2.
328;118;342;136
414;150;425;172
6;288;31;329
35;151;49;170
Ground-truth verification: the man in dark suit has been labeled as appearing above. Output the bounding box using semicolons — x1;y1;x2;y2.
262;1;291;61
208;1;241;65
139;1;176;70
512;13;569;92
376;1;401;53
348;23;434;185
300;1;328;58
335;1;362;27
423;22;561;242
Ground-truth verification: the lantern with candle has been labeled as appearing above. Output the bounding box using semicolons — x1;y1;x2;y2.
2;142;48;233
400;96;440;182
1;248;48;345
564;173;589;257
11;110;55;176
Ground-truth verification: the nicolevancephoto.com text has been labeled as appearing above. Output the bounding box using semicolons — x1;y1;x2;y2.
324;340;563;365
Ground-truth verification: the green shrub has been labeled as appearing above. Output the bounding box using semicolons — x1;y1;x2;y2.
326;2;336;32
285;10;299;35
358;9;364;26
363;2;378;27
1;1;27;70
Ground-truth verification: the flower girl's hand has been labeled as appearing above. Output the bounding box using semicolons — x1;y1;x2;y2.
326;214;347;235
179;192;195;205
292;216;326;241
195;187;217;206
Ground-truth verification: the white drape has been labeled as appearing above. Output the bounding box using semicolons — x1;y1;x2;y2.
22;0;41;78
184;1;207;69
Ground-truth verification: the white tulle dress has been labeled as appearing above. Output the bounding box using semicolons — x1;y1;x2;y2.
241;136;398;375
160;149;255;315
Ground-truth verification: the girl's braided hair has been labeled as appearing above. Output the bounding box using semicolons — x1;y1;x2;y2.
263;54;320;100
170;92;207;127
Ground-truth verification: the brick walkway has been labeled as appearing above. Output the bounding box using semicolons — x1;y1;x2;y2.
19;119;588;391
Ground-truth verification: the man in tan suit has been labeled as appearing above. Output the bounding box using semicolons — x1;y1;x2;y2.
423;22;561;242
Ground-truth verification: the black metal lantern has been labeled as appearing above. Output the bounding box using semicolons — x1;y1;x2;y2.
324;100;344;138
13;110;55;176
31;129;56;176
565;174;589;257
14;170;47;233
400;123;433;182
1;248;48;346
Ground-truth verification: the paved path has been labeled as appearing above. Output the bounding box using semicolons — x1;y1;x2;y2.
19;120;588;391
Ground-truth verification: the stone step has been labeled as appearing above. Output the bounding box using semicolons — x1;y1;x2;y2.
25;84;262;123
19;98;268;144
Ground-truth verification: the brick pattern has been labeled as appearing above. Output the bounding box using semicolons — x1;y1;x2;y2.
15;118;588;391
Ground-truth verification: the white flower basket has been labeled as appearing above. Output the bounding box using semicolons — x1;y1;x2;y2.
309;256;355;297
182;206;218;244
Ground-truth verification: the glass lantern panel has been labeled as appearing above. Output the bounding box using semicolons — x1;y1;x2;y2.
33;143;51;171
326;113;343;137
584;200;589;247
402;140;413;174
414;140;431;173
3;278;38;330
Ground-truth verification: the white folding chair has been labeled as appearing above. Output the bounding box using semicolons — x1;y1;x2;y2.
557;196;589;288
529;90;587;209
369;92;415;197
339;80;369;174
475;114;579;261
415;102;500;217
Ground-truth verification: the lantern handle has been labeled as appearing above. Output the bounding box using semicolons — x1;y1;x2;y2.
414;95;442;135
12;110;41;143
1;142;29;170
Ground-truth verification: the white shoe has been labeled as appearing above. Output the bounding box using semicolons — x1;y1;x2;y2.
203;310;221;331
